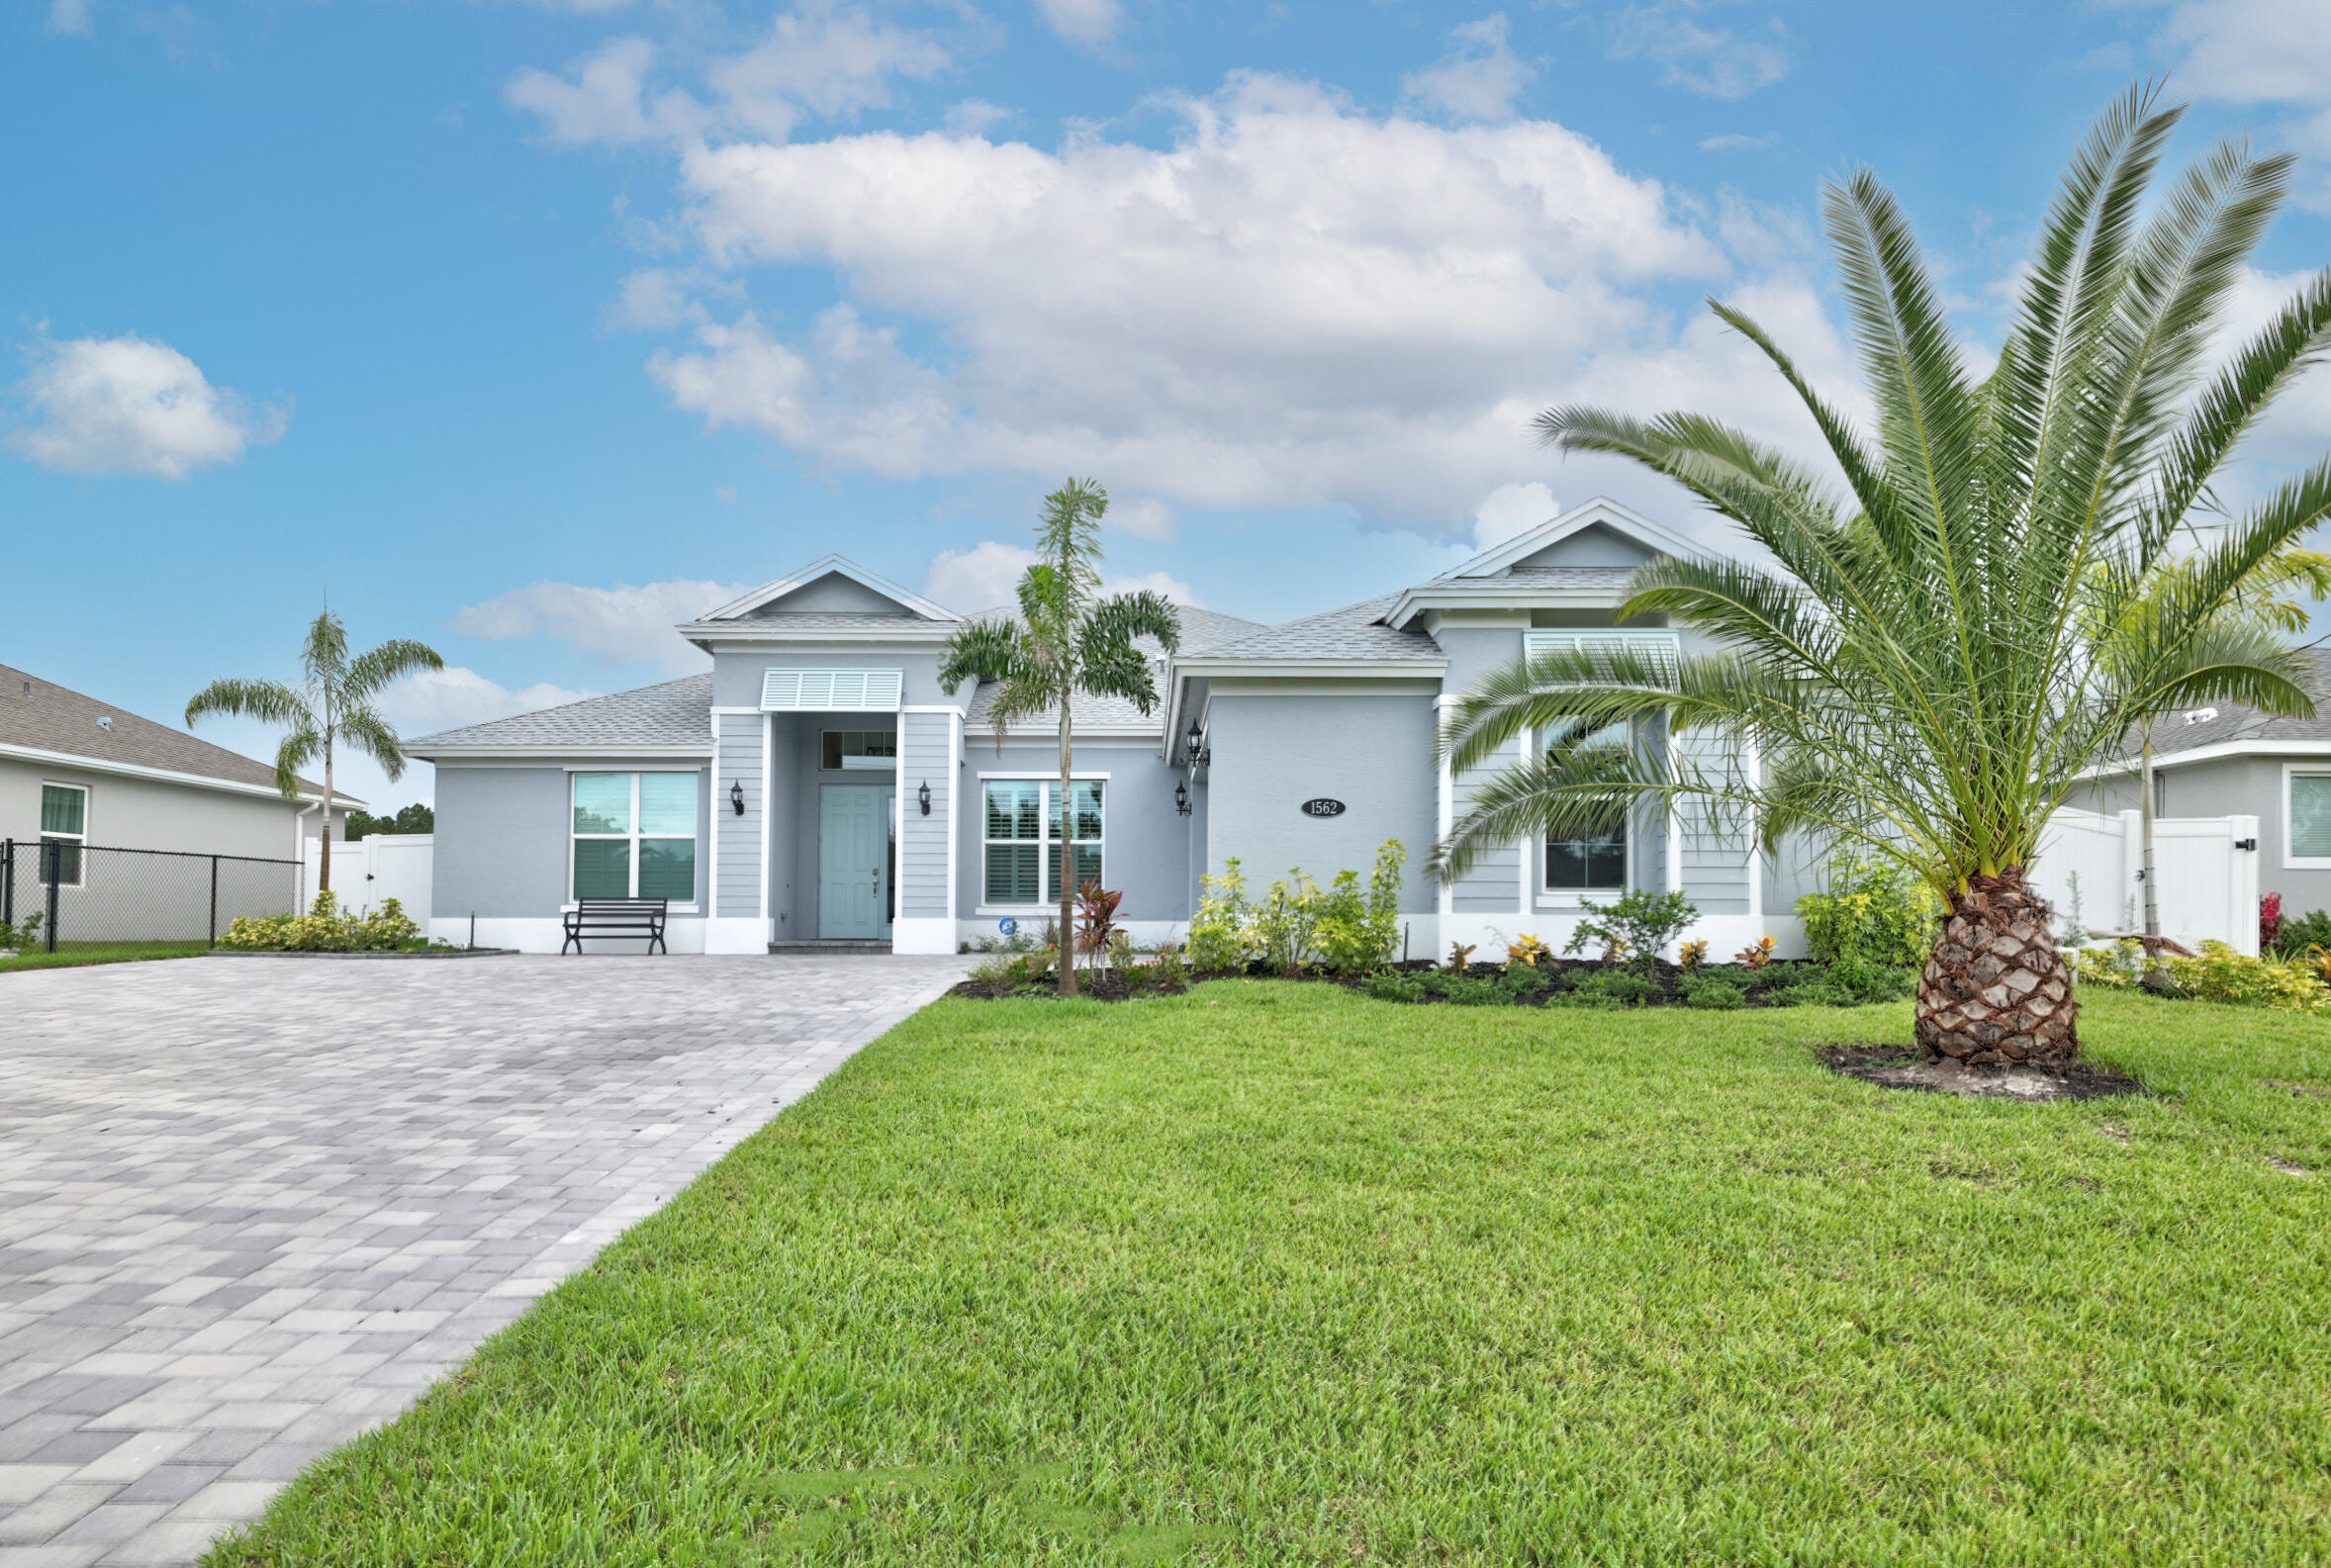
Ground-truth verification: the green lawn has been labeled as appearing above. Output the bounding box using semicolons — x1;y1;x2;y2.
212;985;2331;1566
0;939;211;973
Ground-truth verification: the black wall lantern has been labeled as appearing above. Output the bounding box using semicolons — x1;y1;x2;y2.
1185;717;1204;759
918;780;932;816
1174;780;1191;816
729;780;746;816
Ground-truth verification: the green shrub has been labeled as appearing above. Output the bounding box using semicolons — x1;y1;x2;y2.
2273;906;2331;959
1797;852;1939;968
1568;968;1657;1007
1682;977;1744;1009
1773;982;1853;1007
1499;963;1551;998
1186;860;1253;972
1363;970;1428;1004
1561;888;1699;967
1825;954;1917;1004
218;892;420;953
1190;843;1408;976
2076;938;2330;1012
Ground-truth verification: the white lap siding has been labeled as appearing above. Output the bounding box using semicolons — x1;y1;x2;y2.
897;710;953;920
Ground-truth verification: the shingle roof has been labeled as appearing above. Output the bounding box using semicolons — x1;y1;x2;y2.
2127;648;2331;760
0;663;350;800
956;602;1270;732
725;611;951;630
406;674;714;753
1188;596;1445;662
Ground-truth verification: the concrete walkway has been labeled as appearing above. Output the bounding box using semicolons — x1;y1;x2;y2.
0;953;967;1566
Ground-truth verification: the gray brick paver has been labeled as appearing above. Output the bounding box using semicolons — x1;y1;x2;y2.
1;954;964;1563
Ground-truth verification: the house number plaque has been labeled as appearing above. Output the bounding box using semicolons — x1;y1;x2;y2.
1299;798;1347;817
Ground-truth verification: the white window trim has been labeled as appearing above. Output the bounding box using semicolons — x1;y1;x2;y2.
979;776;1104;910
2284;763;2331;870
570;772;702;903
38;781;88;889
1540;819;1631;902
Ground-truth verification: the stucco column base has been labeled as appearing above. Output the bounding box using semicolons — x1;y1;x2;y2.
703;917;771;955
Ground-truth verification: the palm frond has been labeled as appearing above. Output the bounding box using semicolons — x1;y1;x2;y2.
343;639;445;703
185;678;311;731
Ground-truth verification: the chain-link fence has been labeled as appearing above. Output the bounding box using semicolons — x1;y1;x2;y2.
0;840;302;953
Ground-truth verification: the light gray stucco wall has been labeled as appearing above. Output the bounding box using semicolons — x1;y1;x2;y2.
0;757;306;861
2083;754;2331;917
953;742;1190;922
1203;691;1438;913
432;765;707;920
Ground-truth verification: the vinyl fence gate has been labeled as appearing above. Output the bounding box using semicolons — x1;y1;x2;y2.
0;840;304;955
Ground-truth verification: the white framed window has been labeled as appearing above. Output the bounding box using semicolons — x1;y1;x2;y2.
982;780;1102;906
571;773;699;902
821;729;897;772
39;783;87;888
2285;766;2331;869
1538;719;1631;897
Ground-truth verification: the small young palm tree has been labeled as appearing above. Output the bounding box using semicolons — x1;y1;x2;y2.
939;479;1181;996
186;608;443;895
1435;86;2330;1064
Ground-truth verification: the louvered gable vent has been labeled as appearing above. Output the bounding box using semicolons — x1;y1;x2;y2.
760;668;904;711
1523;630;1681;684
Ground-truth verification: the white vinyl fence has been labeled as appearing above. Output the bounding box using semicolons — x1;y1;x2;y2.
298;833;433;926
2029;808;2260;956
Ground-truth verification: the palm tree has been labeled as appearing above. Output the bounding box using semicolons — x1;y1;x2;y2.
1434;85;2331;1065
186;608;443;896
939;479;1182;996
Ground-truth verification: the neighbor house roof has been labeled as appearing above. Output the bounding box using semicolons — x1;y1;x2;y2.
406;674;715;756
0;663;351;802
2103;648;2331;767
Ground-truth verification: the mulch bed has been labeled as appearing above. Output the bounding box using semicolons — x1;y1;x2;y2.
1818;1044;2141;1101
950;958;1846;1007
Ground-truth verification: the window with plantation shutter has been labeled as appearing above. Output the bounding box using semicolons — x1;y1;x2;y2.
2290;773;2331;863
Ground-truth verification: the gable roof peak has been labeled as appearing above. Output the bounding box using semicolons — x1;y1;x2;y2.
690;554;960;626
1445;495;1709;581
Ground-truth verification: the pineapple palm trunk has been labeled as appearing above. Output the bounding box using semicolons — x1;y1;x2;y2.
1058;696;1076;997
1915;868;2079;1064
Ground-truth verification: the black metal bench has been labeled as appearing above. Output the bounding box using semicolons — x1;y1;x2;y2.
562;896;669;955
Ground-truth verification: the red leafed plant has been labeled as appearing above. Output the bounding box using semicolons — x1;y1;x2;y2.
1075;880;1124;969
2262;891;2284;954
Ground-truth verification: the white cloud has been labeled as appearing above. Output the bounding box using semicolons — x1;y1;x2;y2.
1034;0;1119;48
1111;497;1176;541
945;99;1014;137
653;73;1771;530
1699;130;1778;152
1607;3;1792;99
378;666;599;735
709;2;952;139
1469;481;1557;550
506;37;666;146
47;0;90;34
9;333;285;480
449;579;750;675
925;541;1200;615
606;267;705;330
2130;0;2331;206
1403;14;1537;122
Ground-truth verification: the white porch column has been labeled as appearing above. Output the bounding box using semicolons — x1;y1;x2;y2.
705;706;771;954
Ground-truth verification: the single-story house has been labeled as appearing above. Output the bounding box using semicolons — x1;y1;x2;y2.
2078;648;2331;918
1;663;353;940
406;499;1814;956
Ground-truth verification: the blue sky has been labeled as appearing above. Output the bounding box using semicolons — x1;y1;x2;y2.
10;0;2331;809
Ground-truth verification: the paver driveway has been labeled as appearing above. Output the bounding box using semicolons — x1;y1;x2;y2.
0;952;967;1566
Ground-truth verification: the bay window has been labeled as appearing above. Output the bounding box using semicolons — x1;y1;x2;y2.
572;772;699;901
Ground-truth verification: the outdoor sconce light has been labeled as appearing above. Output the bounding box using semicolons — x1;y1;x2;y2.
729;780;746;816
918;780;932;816
1174;780;1191;817
1185;717;1204;758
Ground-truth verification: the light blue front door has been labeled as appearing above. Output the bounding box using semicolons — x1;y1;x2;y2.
818;785;893;939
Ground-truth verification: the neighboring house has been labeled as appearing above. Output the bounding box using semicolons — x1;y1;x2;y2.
2078;647;2331;917
407;499;1812;956
1;663;351;868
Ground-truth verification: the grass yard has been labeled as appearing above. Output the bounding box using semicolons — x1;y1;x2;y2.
212;985;2331;1566
0;939;211;973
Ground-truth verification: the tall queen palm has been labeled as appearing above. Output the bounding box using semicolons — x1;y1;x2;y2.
1435;86;2329;1064
940;480;1181;997
186;608;443;895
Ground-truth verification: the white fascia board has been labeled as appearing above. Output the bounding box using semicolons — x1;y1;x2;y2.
1447;495;1709;579
0;742;350;805
2077;737;2331;778
679;625;958;646
1170;657;1448;677
413;746;715;764
691;554;963;624
964;728;1161;744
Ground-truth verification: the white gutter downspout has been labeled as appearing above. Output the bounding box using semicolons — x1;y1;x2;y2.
293;797;322;906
